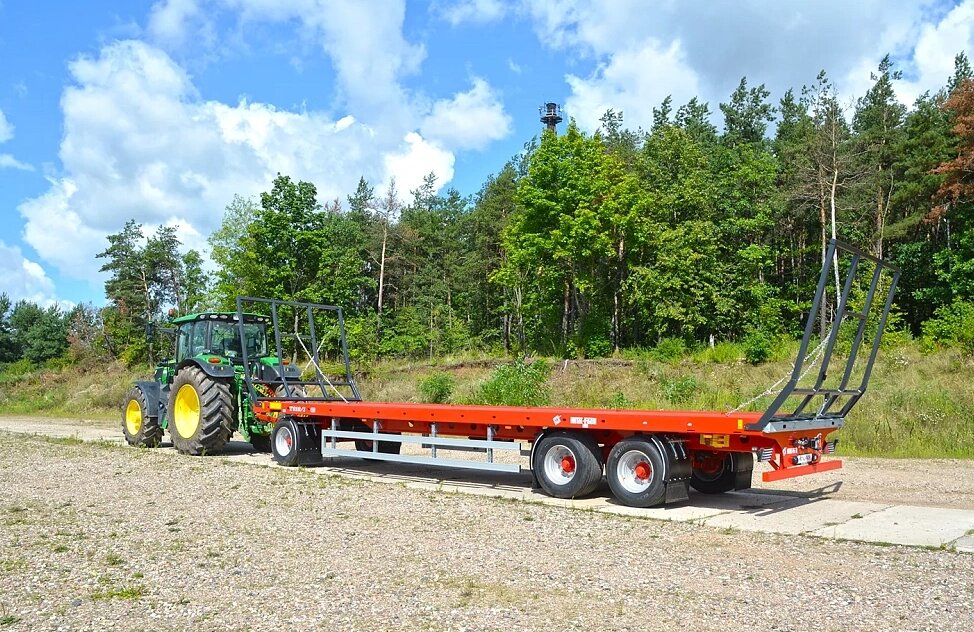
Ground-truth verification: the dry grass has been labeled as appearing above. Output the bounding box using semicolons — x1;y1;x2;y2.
2;342;972;457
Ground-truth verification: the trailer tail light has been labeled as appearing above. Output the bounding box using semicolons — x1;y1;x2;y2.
754;448;773;462
824;440;838;454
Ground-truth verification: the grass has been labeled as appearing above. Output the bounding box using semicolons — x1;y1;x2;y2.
1;340;972;458
90;583;146;601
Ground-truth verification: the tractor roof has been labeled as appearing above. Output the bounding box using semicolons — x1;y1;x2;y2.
171;312;271;325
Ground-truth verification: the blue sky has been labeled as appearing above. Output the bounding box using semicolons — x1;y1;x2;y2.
0;0;971;307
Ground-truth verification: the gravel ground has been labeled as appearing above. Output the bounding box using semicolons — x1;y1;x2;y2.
5;415;974;509
1;432;972;631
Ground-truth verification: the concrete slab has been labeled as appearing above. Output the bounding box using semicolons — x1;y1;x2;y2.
809;505;974;548
703;498;891;535
955;536;974;554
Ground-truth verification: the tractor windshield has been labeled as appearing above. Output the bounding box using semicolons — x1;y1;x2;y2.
211;322;268;358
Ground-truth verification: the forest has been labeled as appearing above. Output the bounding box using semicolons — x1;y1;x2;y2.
4;53;974;368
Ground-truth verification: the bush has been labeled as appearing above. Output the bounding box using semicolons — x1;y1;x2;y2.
921;300;974;354
743;330;775;365
649;337;687;362
477;360;550;407
605;391;635;409
661;375;697;404
692;341;742;364
419;372;454;404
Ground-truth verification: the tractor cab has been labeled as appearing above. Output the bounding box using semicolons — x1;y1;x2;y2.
172;313;271;365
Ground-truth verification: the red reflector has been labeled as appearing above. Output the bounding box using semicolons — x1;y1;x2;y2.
208;357;221;364
283;359;290;365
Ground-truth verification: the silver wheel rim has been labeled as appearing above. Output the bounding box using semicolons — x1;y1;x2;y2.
275;426;294;457
542;445;577;485
616;449;654;494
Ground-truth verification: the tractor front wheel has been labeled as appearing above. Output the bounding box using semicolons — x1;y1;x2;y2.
167;366;235;455
121;386;163;448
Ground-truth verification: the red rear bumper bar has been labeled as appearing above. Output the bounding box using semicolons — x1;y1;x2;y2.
762;459;842;482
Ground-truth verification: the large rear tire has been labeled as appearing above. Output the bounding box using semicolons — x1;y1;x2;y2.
167;366;235;455
532;431;603;499
121;386;163;448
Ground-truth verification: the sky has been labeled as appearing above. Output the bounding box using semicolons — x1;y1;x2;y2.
0;0;972;308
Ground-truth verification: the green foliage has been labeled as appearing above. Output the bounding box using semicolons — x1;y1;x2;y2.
605;391;635;409
693;342;742;364
922;300;974;353
419;372;455;404
648;337;687;362
660;374;698;405
743;330;775;365
477;360;550;407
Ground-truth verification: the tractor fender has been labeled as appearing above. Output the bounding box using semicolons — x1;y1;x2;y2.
259;362;301;382
134;380;164;419
176;358;236;380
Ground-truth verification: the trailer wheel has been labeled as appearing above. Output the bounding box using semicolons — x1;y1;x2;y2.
606;438;666;508
250;434;272;453
532;432;603;499
354;426;402;455
251;385;307;453
689;451;735;494
271;417;321;466
121;386;163;448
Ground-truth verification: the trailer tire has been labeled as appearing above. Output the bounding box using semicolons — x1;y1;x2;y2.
690;451;735;494
354;434;402;455
606;437;666;508
250;434;272;453
121;386;163;448
168;366;234;455
271;417;321;466
251;385;307;453
532;432;603;499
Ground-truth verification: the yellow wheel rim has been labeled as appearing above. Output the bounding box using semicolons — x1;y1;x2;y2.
125;399;143;436
173;384;201;438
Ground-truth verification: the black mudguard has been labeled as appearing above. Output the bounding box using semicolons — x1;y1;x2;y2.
134;380;165;419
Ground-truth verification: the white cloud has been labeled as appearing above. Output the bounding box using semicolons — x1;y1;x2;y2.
0;108;32;170
897;0;974;103
564;40;702;132
0;109;12;142
19;38;478;284
147;0;426;119
0;154;32;170
421;77;512;150
147;0;203;48
437;0;507;26
383;132;455;196
0;240;57;305
524;0;963;130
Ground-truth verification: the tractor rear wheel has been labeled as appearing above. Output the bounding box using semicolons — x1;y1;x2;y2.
121;386;163;448
168;366;235;455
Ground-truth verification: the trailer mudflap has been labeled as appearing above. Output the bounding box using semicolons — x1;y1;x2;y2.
661;437;691;504
731;452;754;491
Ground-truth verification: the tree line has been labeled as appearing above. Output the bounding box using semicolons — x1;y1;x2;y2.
6;53;974;369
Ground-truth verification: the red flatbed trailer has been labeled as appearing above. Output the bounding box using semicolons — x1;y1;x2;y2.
238;239;898;509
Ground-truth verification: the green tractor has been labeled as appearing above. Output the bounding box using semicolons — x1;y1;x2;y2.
121;311;301;455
